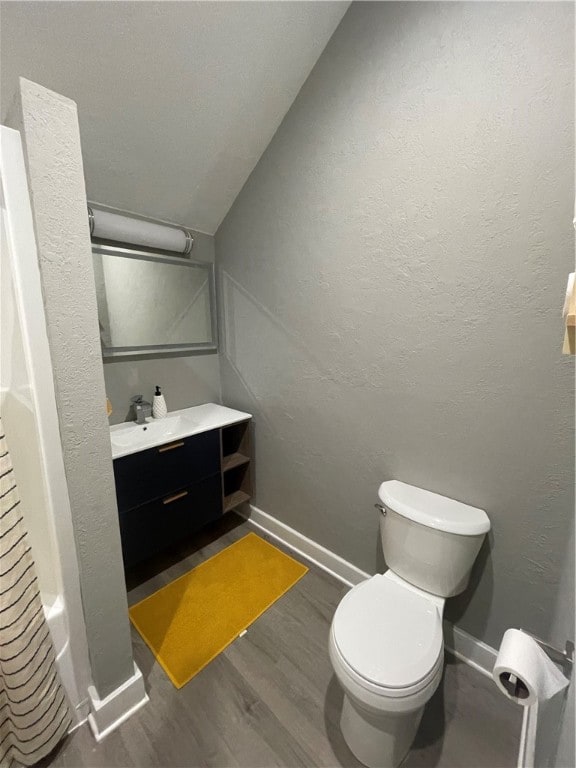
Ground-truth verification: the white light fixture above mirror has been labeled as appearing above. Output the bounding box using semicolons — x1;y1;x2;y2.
88;206;194;255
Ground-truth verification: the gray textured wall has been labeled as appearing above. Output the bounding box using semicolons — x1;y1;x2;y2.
8;78;135;698
102;231;221;425
216;2;575;649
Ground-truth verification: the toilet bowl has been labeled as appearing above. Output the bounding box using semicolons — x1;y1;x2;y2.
329;480;490;768
329;572;445;768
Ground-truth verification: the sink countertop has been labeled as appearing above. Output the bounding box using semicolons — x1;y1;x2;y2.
110;402;252;460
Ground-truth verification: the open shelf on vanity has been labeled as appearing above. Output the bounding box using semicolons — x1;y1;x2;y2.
222;452;250;472
221;420;252;511
223;489;251;513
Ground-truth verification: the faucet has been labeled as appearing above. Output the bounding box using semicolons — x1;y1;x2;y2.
131;395;151;425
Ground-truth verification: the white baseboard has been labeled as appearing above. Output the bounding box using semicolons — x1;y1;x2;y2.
442;622;497;678
242;504;498;678
87;663;149;742
242;505;370;587
67;715;88;735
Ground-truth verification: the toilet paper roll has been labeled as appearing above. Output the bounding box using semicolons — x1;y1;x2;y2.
493;629;569;707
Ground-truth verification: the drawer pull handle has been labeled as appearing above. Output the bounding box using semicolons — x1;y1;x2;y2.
163;490;189;505
158;441;185;453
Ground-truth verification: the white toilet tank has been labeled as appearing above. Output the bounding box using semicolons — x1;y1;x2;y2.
378;481;490;598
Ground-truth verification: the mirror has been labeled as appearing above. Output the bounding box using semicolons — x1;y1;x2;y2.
92;244;217;358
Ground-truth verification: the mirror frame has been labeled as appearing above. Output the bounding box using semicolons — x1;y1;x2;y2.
92;243;218;358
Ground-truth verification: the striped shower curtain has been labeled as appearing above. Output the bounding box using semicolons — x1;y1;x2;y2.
0;422;72;766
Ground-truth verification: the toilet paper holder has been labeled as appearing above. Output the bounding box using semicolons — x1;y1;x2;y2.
519;629;574;677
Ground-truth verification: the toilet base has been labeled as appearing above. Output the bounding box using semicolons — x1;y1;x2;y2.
340;694;424;768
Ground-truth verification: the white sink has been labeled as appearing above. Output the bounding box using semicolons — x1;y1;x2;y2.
109;402;252;460
110;414;197;451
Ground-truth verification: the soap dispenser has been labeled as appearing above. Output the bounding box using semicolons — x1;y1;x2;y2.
152;386;167;419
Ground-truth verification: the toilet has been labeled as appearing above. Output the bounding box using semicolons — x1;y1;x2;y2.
329;480;490;768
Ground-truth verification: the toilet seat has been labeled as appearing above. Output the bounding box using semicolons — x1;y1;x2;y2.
332;574;444;696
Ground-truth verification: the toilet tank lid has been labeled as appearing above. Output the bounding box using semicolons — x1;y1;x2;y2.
378;480;490;536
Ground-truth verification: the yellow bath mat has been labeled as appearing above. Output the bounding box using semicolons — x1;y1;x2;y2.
129;532;308;688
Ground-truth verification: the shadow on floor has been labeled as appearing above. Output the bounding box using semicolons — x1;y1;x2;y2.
125;512;246;592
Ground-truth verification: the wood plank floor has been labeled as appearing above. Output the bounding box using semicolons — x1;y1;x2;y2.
41;513;522;768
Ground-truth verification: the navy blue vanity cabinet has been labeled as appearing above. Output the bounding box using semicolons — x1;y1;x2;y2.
114;429;220;512
118;474;223;569
113;418;253;570
113;429;223;569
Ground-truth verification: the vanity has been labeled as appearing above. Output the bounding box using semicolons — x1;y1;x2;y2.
95;227;250;569
110;403;252;569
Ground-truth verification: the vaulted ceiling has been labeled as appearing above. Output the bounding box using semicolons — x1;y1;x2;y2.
1;1;348;233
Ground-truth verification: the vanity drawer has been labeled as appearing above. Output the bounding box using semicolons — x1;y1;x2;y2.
118;473;223;568
114;429;220;511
